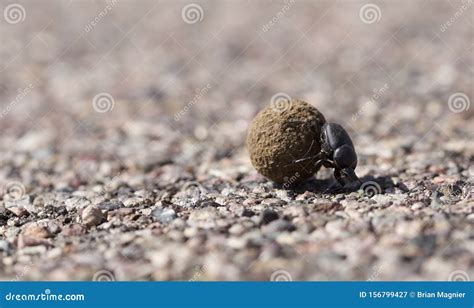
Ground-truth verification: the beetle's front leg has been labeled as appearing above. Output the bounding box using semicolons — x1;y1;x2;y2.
292;152;324;164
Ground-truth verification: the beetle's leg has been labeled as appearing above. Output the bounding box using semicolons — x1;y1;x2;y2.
292;152;324;164
323;179;345;194
341;167;361;187
334;169;345;186
319;162;345;193
290;139;316;165
301;139;316;160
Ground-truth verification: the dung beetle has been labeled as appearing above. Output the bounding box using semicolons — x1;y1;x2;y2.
293;122;361;187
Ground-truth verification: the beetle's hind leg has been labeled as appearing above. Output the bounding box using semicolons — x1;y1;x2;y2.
334;169;345;186
314;159;342;193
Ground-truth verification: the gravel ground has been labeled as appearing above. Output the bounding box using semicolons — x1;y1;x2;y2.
0;0;473;281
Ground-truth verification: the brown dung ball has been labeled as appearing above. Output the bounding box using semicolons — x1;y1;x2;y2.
246;99;326;184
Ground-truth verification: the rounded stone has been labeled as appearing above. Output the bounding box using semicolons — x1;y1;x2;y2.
81;205;105;228
246;99;326;184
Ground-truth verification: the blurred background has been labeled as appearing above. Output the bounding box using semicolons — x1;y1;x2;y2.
0;0;472;281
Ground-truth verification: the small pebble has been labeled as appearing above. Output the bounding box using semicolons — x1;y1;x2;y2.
261;219;296;234
260;209;279;225
241;208;255;217
151;208;177;224
8;207;29;217
61;224;87;236
22;222;53;239
98;201;123;211
0;240;12;254
81;206;105;228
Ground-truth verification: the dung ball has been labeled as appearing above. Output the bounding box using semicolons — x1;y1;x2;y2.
246;99;326;184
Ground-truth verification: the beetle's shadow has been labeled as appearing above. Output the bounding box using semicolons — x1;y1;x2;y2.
288;177;335;194
276;174;398;195
358;174;400;193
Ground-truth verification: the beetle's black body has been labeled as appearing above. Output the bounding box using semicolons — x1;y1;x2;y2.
294;122;360;186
